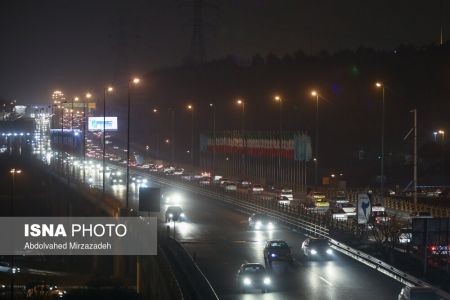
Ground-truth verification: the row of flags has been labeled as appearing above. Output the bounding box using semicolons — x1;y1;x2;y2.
200;131;312;161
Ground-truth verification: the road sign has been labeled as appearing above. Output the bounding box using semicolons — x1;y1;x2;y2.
357;193;371;224
88;117;118;131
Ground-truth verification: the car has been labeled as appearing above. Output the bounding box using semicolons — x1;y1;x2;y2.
398;228;412;244
165;206;186;222
263;240;293;264
224;183;238;191
276;188;293;202
339;202;356;216
301;238;334;259
130;175;148;185
237;180;251;188
0;283;5;296
248;184;264;194
173;168;184;175
0;262;20;274
327;207;348;221
110;173;124;185
248;213;275;230
199;178;211;185
236;263;271;293
398;286;440;300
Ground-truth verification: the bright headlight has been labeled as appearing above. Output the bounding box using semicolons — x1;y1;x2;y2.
243;277;251;285
256;221;262;227
311;249;317;255
271;253;276;258
169;213;173;218
142;178;148;183
180;213;185;218
263;277;271;285
326;248;333;255
267;222;274;230
116;171;122;176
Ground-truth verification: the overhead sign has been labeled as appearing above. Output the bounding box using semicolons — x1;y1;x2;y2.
88;117;118;131
357;193;372;224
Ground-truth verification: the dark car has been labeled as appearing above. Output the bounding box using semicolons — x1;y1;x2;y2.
301;238;334;259
236;263;271;293
248;213;275;230
165;206;186;222
25;281;66;299
263;240;293;264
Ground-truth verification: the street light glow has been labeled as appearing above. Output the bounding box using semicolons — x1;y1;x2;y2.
74;97;79;101
274;95;281;102
107;86;114;92
153;108;158;113
375;82;383;88
187;104;193;110
438;130;445;135
132;77;140;84
10;169;22;174
86;93;92;99
236;99;243;105
311;90;318;96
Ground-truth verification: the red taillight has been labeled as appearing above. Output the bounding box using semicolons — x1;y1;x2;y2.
431;246;436;251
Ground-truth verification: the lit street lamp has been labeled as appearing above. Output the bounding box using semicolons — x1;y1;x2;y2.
103;86;113;199
311;90;320;189
187;104;194;165
126;77;140;210
209;103;216;170
83;93;92;184
152;108;160;159
236;99;246;175
375;82;385;205
274;95;283;183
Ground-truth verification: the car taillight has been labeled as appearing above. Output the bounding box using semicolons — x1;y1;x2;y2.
431;246;436;251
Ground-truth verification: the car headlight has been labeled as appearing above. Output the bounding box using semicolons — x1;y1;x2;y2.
243;277;251;286
310;249;317;255
180;213;185;218
116;171;122;176
271;253;276;258
1;284;5;288
142;178;148;183
168;213;173;218
263;277;271;285
267;222;274;230
326;248;333;255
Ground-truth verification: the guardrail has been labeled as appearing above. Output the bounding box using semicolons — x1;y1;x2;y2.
141;171;450;299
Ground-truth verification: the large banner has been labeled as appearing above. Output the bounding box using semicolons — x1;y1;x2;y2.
200;131;312;161
88;117;118;131
357;193;372;224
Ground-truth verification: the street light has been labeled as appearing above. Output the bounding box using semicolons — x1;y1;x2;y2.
9;168;21;299
236;99;246;175
103;86;113;199
274;95;283;183
436;129;445;185
126;77;140;210
82;93;92;184
187;104;194;165
209;103;216;170
311;90;320;189
375;82;385;205
152;108;160;158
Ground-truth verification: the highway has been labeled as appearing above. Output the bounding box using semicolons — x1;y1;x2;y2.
37;153;404;299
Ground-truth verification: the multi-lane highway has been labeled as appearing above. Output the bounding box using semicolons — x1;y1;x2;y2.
37;151;405;300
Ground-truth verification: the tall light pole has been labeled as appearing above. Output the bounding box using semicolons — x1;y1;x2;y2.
209;103;216;170
236;99;246;175
103;86;113;199
9;168;21;300
311;90;320;189
152;108;159;159
126;77;140;210
437;129;445;185
83;93;92;184
187;104;194;165
274;95;283;183
375;82;385;205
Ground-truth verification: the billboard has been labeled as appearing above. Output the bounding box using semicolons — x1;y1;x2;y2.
357;193;371;224
88;117;118;131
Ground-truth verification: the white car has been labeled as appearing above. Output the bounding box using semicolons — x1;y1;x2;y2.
249;184;264;194
225;183;238;191
339;202;356;216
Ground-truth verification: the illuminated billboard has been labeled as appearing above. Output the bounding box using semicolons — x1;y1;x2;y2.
88;117;118;131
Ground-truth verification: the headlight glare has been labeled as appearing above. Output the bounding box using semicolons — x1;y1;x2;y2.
263;277;271;285
311;249;317;255
243;277;251;285
326;248;333;255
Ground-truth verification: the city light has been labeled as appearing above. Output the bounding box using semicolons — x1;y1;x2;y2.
375;82;383;88
311;90;318;96
86;93;92;99
132;77;140;84
274;95;282;102
236;99;243;105
107;86;113;92
187;104;193;110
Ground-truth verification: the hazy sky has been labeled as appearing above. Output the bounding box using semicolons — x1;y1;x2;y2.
0;0;447;103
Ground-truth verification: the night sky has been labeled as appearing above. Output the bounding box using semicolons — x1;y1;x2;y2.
0;0;447;103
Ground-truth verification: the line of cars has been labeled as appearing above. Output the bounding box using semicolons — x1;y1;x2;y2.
239;213;335;293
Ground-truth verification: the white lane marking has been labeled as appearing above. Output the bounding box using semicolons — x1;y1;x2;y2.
319;276;333;287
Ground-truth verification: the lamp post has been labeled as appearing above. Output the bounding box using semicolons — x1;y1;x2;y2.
209;103;216;170
437;129;445;185
375;82;385;205
274;95;283;183
60;101;67;174
126;77;140;210
187;104;194;165
9;168;21;300
236;99;246;176
83;93;92;184
103;86;113;199
311;90;320;189
152;108;159;159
